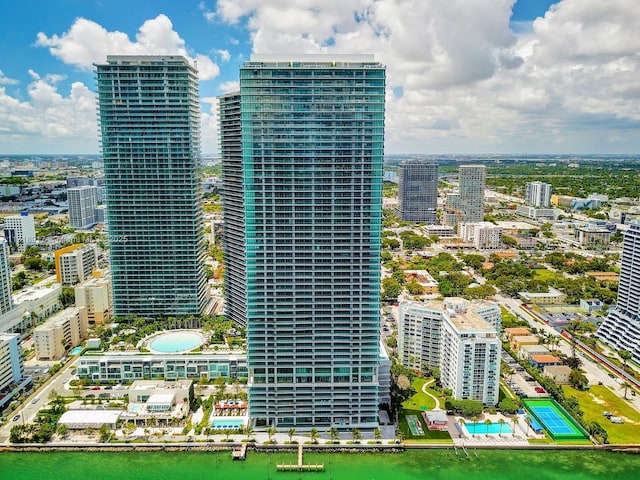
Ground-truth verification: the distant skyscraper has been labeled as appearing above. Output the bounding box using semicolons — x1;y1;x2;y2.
525;181;552;207
96;55;207;317
3;213;36;252
444;164;486;226
68;186;98;228
0;239;13;315
221;54;384;429
597;222;640;363
396;161;438;223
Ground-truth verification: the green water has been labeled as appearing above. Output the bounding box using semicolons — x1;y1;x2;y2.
1;449;639;480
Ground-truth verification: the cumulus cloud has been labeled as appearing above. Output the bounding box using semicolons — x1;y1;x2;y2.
214;0;640;153
0;70;19;86
218;80;240;93
35;14;220;80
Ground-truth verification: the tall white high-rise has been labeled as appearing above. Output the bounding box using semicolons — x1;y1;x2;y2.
68;186;98;228
3;213;36;251
525;182;552;207
0;239;13;315
597;222;640;363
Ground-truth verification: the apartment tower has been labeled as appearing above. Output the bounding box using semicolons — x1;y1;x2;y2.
95;56;207;316
396;161;438;223
67;185;99;228
598;222;640;363
221;54;385;429
444;164;486;226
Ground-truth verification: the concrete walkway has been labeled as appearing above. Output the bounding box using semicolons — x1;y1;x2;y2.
421;379;441;410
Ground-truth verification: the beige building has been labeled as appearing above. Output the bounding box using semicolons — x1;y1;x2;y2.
55;244;99;285
519;287;567;305
504;327;531;342
33;307;88;360
543;365;572;384
75;273;113;326
510;335;539;352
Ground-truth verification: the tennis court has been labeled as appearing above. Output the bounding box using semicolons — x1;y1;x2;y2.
522;398;588;440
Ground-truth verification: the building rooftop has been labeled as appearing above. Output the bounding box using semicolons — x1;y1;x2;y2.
33;307;79;330
13;284;60;304
512;335;539;344
530;354;561;363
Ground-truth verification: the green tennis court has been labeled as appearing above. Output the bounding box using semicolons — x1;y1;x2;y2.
522;398;588;440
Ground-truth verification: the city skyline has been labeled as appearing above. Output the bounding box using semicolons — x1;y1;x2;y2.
1;1;639;155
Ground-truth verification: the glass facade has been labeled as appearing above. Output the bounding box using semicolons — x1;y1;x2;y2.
95;56;207;316
397;161;438;223
224;55;385;429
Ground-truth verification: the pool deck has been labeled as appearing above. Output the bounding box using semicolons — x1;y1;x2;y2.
449;413;544;447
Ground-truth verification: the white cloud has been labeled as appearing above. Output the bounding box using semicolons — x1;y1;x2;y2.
36;14;220;80
0;70;19;86
214;49;231;62
214;0;640;153
218;80;240;93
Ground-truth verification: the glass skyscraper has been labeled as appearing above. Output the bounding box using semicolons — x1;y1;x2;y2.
397;161;438;223
221;54;385;429
598;221;640;363
96;56;207;317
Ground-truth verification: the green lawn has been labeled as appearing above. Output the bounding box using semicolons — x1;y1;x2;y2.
563;384;640;444
533;269;565;283
399;409;452;444
402;377;441;411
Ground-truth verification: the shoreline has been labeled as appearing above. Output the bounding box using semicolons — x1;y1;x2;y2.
2;442;639;454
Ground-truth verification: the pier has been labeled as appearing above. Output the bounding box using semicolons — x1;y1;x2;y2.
276;445;325;472
232;444;247;461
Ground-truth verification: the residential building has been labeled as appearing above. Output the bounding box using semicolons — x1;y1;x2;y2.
598;222;640;363
221;54;384;429
396;161;438;223
55;244;98;285
519;287;567;305
76;352;248;382
0;238;13;315
529;354;562;369
525;181;552;207
33;307;87;360
96;55;207;316
543;365;572;384
378;342;391;406
403;270;439;294
3;213;36;251
580;298;603;313
459;222;501;249
516;205;561;220
398;298;501;405
67;185;98;228
0;333;22;392
423;224;456;238
510;335;539;351
75;273;113;325
438;300;501;406
444;165;486;226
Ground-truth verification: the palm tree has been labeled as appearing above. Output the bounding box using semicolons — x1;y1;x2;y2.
619;349;632;373
484;418;492;437
288;428;296;443
621;381;632;400
498;418;506;437
330;427;340;444
351;428;362;443
471;416;478;437
394;428;404;444
244;425;255;442
266;426;277;443
373;427;382;442
511;416;518;437
309;427;319;444
524;416;532;436
223;428;232;441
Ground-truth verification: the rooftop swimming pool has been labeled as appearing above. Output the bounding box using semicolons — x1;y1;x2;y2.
69;347;83;355
148;331;204;353
211;419;245;429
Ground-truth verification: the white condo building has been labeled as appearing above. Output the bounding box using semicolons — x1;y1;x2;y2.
398;298;501;405
3;214;36;251
33;307;87;360
56;244;99;285
75;274;113;326
525;182;552;207
459;222;502;249
598;222;640;363
67;186;99;228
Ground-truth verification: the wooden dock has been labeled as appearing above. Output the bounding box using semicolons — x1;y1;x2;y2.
276;444;324;472
232;444;247;461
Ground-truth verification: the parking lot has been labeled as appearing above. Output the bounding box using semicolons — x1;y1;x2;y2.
502;352;549;398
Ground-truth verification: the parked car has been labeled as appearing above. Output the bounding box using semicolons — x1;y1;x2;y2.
535;387;546;394
91;386;101;390
602;411;612;418
12;415;20;422
610;416;624;424
31;397;40;404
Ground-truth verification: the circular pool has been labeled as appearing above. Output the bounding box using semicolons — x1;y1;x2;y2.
148;330;204;353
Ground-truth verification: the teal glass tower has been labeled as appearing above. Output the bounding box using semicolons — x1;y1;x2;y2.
96;56;207;317
222;54;385;429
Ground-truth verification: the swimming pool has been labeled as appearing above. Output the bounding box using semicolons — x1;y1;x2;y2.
465;422;513;435
129;404;142;413
148;331;204;353
211;419;245;429
69;347;83;355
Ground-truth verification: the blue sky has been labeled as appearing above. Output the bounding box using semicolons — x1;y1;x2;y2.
1;0;638;154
